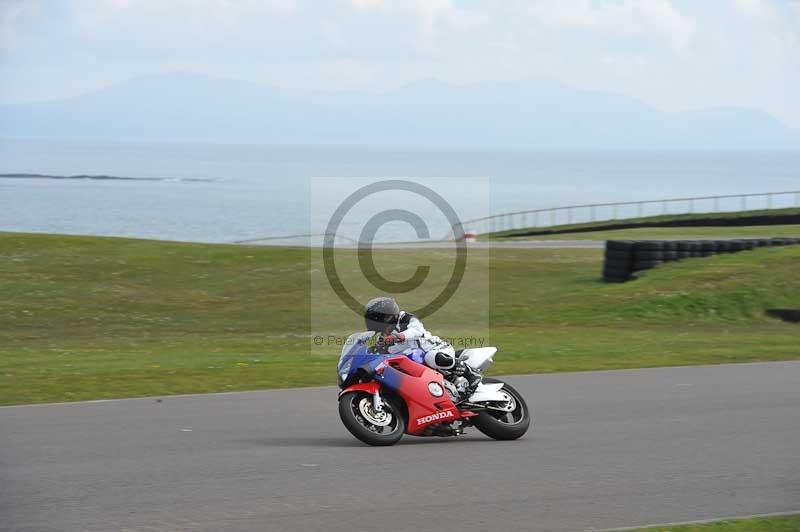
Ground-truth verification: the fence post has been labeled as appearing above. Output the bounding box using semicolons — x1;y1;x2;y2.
795;192;800;207
662;200;668;215
741;195;747;211
689;198;694;213
590;205;596;222
550;209;556;226
714;196;719;212
612;204;618;219
767;193;773;209
638;203;643;217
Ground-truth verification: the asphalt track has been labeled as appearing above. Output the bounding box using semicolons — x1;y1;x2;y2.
252;237;771;249
261;239;607;248
2;362;798;532
373;240;605;248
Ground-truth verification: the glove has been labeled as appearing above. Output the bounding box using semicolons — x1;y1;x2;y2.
452;362;466;376
381;333;405;346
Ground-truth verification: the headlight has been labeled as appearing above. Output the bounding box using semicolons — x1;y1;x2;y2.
338;358;353;382
428;382;444;397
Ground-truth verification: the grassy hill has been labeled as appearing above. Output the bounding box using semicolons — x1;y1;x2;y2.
1;232;798;405
486;207;800;239
500;224;800;241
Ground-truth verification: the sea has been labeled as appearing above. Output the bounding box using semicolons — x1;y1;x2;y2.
1;138;799;244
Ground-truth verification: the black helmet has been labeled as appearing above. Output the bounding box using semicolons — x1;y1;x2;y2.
364;297;400;333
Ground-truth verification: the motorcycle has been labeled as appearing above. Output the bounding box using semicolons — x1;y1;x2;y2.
337;331;530;446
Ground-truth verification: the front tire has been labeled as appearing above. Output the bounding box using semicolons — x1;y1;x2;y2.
338;392;405;446
472;378;530;441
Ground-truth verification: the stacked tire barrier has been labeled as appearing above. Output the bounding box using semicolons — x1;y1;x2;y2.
603;237;800;283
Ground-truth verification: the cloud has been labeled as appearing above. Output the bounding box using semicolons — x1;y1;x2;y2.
0;0;798;126
320;19;347;50
0;0;40;50
349;0;382;8
73;0;296;31
521;0;695;53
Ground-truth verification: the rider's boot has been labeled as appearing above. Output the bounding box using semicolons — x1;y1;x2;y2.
452;361;482;397
461;363;482;394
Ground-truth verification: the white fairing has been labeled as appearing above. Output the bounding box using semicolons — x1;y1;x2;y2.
467;382;506;403
460;347;497;371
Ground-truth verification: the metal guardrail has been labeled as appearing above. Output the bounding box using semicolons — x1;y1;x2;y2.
237;190;800;245
460;190;800;236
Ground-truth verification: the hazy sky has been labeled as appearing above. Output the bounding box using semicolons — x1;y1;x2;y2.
1;0;799;126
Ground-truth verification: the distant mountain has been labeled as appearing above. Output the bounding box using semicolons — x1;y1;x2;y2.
1;72;797;149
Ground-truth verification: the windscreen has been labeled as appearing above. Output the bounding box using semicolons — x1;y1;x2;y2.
339;331;375;360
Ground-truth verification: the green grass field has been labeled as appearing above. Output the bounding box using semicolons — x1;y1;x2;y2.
618;514;800;532
1;231;799;405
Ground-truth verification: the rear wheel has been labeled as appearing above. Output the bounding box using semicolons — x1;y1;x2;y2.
338;392;405;446
472;378;530;441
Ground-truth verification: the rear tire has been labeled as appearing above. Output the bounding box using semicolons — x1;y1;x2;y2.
339;392;405;446
472;378;530;441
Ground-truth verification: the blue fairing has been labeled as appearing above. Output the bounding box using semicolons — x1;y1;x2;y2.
337;332;426;389
405;348;426;365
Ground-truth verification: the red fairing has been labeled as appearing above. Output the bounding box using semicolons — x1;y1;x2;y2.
338;381;380;398
338;356;463;436
380;355;461;436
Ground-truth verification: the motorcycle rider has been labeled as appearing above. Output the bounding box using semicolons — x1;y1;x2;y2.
363;297;482;393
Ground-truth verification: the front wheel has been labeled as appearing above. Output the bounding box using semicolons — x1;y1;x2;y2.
472;378;530;441
338;391;405;446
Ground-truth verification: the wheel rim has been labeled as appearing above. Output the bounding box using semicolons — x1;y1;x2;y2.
351;396;401;435
487;388;526;425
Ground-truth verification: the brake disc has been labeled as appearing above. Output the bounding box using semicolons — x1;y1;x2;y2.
358;398;393;426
